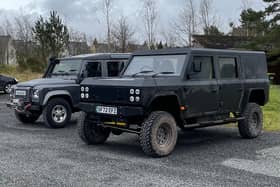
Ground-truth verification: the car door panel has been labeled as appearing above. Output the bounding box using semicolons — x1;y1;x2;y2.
216;56;243;113
184;56;219;118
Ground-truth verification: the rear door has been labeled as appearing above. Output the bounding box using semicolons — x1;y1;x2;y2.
216;56;243;113
184;55;219;117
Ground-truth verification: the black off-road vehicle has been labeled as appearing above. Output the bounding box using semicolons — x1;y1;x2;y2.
7;53;130;128
78;48;269;157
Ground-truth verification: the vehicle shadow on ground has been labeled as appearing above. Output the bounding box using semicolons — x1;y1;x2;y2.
81;127;240;158
91;126;277;159
10;118;78;130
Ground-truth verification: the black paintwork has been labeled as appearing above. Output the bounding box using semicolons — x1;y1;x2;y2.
0;75;17;92
79;48;269;130
7;53;130;114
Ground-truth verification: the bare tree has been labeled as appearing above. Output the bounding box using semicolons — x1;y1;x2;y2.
13;14;35;59
112;16;134;52
14;15;33;42
142;0;157;48
69;28;87;42
241;0;253;10
200;0;217;35
174;0;197;46
161;29;178;47
3;18;16;37
103;0;114;52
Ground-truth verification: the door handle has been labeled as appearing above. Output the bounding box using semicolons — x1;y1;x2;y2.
211;88;218;92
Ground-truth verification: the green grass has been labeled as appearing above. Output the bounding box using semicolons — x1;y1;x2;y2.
263;85;280;131
0;64;42;82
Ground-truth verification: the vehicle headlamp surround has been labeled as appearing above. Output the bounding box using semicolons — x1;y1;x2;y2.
33;89;40;99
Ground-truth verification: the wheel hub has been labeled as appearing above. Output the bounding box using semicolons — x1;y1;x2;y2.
4;84;11;93
251;112;259;129
51;105;67;123
156;124;171;146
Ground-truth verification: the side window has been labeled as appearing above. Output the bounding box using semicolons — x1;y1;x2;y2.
107;61;125;77
85;62;102;77
218;57;238;79
189;56;214;80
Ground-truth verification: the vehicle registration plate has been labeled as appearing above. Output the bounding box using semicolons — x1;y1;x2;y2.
15;90;26;96
96;106;117;115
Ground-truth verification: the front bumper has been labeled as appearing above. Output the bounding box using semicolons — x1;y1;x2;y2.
7;99;40;114
78;102;145;126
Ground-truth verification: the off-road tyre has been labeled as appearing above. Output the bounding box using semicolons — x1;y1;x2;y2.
78;112;111;144
15;111;40;124
238;103;263;139
139;111;178;157
43;98;72;128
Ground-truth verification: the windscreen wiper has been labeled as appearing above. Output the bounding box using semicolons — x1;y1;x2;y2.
131;70;155;77
69;69;78;72
152;71;175;77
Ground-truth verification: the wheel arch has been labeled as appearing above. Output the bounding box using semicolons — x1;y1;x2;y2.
146;93;184;126
42;90;74;109
248;89;266;106
240;88;266;112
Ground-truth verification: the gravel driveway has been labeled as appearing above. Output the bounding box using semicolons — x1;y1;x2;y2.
0;93;280;186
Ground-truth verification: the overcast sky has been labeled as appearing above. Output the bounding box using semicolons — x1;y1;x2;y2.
0;0;266;42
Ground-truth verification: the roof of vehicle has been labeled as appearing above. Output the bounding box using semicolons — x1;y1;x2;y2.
60;53;131;60
132;47;265;56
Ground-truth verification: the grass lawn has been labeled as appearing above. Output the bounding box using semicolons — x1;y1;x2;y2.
0;65;42;82
263;85;280;131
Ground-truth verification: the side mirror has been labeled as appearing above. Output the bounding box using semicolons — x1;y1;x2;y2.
49;57;59;64
193;61;202;72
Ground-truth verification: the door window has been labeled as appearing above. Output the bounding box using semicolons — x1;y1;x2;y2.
218;57;238;79
189;56;214;80
85;62;102;77
107;61;125;77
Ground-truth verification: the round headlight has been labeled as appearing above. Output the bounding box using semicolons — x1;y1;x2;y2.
85;87;89;92
85;93;89;99
81;87;85;92
129;96;135;102
81;93;85;98
135;89;140;95
33;89;39;98
135;96;140;102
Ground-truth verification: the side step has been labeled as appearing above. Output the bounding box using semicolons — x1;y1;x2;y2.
183;117;245;129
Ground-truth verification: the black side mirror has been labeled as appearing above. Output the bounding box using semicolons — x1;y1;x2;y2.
193;61;202;72
49;57;59;64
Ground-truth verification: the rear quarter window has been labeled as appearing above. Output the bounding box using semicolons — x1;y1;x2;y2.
242;54;267;79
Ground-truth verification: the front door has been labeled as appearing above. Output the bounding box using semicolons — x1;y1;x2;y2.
216;56;243;113
184;56;219;118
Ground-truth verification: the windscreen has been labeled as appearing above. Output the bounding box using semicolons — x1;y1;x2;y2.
50;59;82;79
123;54;186;76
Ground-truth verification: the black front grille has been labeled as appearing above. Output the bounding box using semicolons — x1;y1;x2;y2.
91;86;129;103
